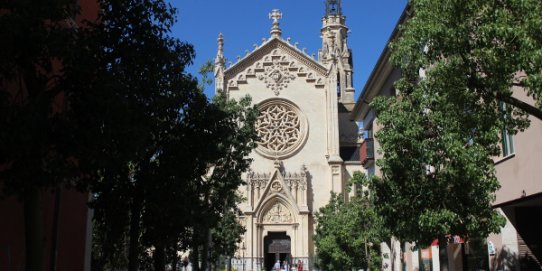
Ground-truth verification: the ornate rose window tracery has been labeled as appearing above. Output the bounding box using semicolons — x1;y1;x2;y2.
255;99;308;159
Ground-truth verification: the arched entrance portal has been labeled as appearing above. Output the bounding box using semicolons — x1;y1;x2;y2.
264;232;291;271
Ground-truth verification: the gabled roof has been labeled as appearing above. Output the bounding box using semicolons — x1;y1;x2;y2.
224;37;328;79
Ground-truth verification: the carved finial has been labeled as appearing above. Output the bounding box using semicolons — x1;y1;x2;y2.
294;42;299;48
253;44;258;50
269;9;282;38
217;33;224;50
237;55;241;62
311;53;316;59
215;33;225;67
286;37;291;43
302;48;307;53
326;30;337;58
273;159;281;169
262;38;267;44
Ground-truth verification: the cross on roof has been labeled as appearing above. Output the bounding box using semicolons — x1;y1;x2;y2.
269;9;283;38
269;9;282;24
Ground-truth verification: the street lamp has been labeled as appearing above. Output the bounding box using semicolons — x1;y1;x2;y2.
241;242;246;271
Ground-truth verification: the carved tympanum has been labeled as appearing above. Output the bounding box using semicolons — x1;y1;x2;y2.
263;203;292;223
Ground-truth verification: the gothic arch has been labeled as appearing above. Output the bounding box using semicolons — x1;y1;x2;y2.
256;194;299;225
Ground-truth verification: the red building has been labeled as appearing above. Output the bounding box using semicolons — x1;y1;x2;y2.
0;1;98;270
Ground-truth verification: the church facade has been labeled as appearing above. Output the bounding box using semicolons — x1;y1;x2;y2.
214;2;362;271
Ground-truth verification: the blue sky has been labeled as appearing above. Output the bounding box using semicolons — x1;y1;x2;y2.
172;1;407;99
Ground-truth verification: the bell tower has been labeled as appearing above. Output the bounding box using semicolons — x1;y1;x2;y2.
319;0;355;104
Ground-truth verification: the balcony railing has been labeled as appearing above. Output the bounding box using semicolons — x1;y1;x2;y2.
360;138;374;166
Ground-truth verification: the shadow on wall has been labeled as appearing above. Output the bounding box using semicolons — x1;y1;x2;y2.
492;246;519;271
520;253;542;271
305;169;315;267
305;170;314;214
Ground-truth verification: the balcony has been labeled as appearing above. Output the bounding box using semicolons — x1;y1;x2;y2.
360;138;374;167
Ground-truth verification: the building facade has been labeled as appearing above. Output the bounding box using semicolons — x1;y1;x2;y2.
214;2;361;270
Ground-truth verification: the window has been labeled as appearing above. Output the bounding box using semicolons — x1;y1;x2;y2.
501;128;514;157
500;103;515;157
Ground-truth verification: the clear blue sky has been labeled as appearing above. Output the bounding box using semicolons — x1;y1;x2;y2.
171;1;407;99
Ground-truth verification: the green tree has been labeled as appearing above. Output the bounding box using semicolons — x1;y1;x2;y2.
184;61;257;271
60;0;207;270
187;93;258;271
63;2;258;267
210;207;246;271
315;172;386;271
369;0;542;260
0;1;82;270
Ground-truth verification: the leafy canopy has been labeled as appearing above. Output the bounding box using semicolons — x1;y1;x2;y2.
368;0;542;246
315;172;386;271
60;0;258;270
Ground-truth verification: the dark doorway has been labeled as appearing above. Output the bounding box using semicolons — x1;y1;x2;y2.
516;207;542;270
264;232;291;271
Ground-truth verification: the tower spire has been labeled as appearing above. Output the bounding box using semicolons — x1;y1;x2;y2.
320;0;355;104
215;33;225;67
214;33;225;95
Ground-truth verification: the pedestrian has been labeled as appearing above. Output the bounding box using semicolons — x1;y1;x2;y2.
297;260;303;271
273;260;281;271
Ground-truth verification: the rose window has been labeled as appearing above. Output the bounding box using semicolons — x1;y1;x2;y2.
255;99;308;158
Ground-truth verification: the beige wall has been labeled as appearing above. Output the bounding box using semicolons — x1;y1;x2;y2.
494;87;542;206
224;41;364;270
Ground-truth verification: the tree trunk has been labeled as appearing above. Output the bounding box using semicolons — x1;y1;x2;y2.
49;187;61;271
438;236;449;271
171;242;179;271
128;188;143;271
153;242;166;271
24;187;45;271
227;256;232;271
201;226;210;271
192;245;200;271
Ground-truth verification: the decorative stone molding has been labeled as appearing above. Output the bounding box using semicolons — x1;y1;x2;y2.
271;181;283;192
263;203;293;223
223;39;328;93
255;99;308;159
258;58;296;95
246;164;309;213
282;166;307;192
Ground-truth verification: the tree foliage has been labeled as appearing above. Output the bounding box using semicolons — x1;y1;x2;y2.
314;172;386;271
60;1;257;270
369;0;542;246
1;0;256;270
209;207;246;270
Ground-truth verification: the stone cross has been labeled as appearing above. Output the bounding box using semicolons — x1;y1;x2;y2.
269;9;283;38
269;9;282;23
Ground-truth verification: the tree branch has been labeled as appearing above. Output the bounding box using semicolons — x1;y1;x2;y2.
495;92;542;122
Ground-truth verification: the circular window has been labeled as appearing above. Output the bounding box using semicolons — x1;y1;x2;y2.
255;99;308;159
